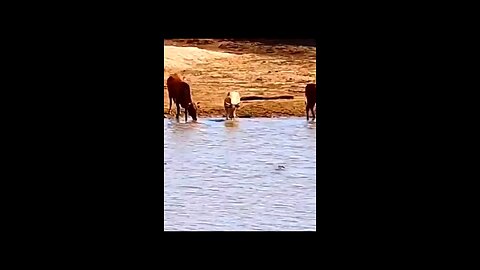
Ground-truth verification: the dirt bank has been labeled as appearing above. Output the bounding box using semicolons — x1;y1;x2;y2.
164;39;316;118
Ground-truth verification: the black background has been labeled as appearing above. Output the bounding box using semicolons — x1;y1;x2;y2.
5;6;453;257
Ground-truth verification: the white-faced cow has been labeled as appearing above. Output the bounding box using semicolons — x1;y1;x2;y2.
224;91;241;120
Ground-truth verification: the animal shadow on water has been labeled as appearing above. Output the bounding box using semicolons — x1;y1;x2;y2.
167;120;203;143
166;117;201;130
175;117;199;124
304;119;316;130
224;119;239;128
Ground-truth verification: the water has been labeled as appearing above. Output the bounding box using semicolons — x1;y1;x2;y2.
164;117;316;231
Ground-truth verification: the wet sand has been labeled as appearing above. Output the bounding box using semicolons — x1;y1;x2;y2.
164;39;316;118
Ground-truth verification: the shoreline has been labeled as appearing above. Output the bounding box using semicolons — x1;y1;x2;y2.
164;98;309;119
164;39;315;119
163;114;310;119
163;113;308;119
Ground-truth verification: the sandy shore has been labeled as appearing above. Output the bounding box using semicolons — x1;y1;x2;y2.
164;39;316;118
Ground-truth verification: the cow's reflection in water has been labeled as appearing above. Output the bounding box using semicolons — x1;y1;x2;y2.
224;119;239;128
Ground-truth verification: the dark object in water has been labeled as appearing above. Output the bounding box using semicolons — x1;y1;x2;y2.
240;95;294;101
208;119;226;122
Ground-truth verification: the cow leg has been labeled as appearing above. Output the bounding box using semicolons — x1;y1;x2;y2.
306;104;310;121
311;105;316;120
176;104;181;121
168;97;173;114
185;108;188;122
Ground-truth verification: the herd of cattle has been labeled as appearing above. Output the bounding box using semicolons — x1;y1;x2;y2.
166;74;317;122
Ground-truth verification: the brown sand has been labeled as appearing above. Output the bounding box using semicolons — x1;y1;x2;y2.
164;39;316;118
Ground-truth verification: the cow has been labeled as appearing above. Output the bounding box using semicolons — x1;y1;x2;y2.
166;74;182;114
305;83;316;121
166;74;198;122
224;91;241;120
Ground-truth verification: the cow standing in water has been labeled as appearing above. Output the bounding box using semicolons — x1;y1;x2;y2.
224;91;241;120
305;83;316;121
166;74;198;122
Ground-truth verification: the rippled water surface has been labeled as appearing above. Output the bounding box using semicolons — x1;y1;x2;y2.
164;118;316;231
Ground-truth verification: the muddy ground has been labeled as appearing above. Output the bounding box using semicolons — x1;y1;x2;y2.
164;39;316;118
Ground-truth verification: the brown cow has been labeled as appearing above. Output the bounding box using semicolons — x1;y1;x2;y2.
166;74;198;122
166;74;182;114
305;83;316;121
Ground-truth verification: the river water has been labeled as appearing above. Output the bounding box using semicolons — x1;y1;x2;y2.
164;117;316;231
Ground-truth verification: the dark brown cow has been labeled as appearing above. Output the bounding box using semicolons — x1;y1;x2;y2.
166;74;182;114
166;74;198;122
305;83;316;121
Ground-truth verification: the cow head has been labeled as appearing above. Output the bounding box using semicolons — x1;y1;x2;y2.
187;102;200;121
